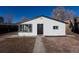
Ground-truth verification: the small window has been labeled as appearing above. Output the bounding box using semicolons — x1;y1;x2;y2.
53;26;58;30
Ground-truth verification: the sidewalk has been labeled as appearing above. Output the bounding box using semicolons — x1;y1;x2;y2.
33;35;46;53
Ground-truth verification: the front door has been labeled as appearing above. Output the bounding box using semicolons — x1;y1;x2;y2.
37;24;43;35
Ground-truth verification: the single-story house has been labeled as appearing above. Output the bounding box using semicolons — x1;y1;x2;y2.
18;16;66;36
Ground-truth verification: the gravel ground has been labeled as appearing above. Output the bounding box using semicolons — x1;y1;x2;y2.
43;35;79;53
0;37;35;53
0;32;79;53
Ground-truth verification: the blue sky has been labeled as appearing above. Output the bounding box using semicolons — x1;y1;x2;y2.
0;6;79;23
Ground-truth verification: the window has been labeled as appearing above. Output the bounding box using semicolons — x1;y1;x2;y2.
24;24;32;32
53;26;58;30
19;24;32;32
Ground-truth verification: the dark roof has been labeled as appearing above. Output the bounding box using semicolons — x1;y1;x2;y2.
17;15;66;24
32;15;66;24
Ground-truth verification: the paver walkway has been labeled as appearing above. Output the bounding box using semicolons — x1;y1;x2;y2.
33;35;46;53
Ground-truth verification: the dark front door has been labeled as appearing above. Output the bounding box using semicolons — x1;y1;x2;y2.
37;24;43;35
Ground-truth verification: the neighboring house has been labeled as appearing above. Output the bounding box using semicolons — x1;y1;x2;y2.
64;19;74;34
18;16;66;36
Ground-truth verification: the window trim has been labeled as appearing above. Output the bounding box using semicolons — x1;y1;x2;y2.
19;24;32;32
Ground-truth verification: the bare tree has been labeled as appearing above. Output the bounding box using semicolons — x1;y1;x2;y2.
65;10;75;20
20;16;30;22
52;7;75;21
52;7;65;20
21;16;27;21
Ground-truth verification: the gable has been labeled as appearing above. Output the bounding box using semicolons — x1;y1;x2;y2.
33;16;66;24
20;16;66;25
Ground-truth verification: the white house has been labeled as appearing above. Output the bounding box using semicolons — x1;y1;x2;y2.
18;16;66;36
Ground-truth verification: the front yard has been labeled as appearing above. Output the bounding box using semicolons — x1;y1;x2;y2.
0;32;79;53
0;37;35;53
43;35;79;53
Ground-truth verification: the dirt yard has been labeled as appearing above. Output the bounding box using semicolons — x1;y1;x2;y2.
43;35;79;53
0;37;35;53
0;32;79;53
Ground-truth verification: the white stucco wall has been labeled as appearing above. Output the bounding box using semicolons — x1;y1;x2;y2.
18;16;66;36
